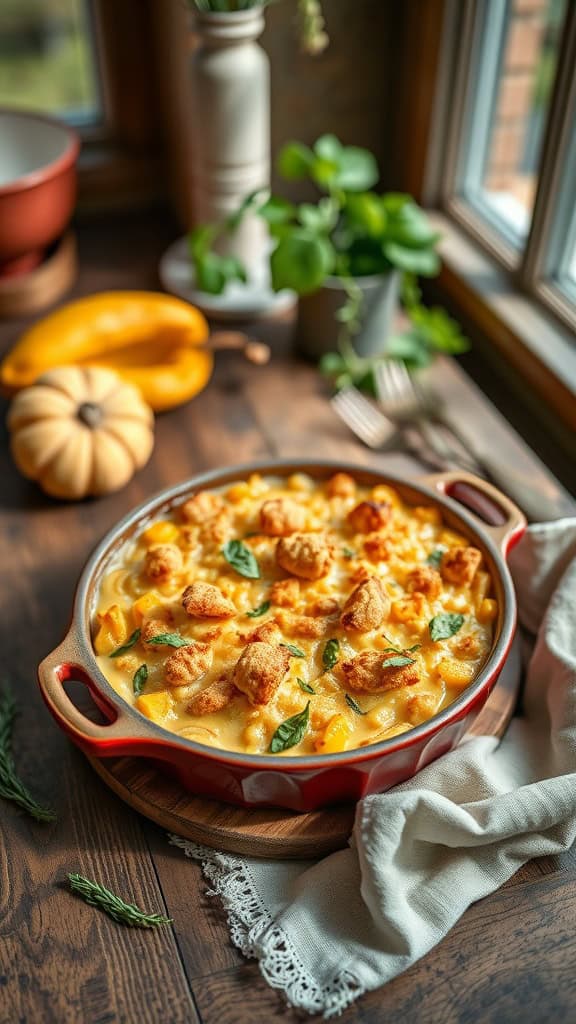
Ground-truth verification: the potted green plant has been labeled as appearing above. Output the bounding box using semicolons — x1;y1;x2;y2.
189;133;468;382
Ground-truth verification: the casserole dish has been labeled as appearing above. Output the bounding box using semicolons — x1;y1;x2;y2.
38;461;525;811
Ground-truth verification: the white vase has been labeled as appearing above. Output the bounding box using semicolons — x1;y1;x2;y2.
189;9;270;278
296;272;401;360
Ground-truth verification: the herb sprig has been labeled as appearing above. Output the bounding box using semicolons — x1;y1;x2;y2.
110;629;141;658
322;638;340;672
222;539;260;579
0;690;56;822
280;643;305;658
68;874;172;928
345;694;367;716
132;665;148;696
246;601;270;619
147;633;190;649
297;678;316;694
429;613;464;642
270;702;310;753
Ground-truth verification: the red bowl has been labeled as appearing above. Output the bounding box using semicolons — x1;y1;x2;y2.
38;462;525;811
0;109;80;276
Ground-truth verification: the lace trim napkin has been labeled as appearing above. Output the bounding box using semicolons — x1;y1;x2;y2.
171;519;576;1018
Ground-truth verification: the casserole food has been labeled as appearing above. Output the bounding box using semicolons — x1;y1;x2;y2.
92;472;497;758
38;461;525;811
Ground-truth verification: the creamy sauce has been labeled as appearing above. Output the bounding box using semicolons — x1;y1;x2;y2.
93;472;496;756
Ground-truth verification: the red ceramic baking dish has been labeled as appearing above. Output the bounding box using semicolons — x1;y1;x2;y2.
38;460;526;812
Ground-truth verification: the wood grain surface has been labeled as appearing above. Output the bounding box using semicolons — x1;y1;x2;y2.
0;211;574;1024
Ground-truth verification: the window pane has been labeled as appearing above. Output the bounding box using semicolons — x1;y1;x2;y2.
545;109;576;305
0;0;100;125
460;0;566;247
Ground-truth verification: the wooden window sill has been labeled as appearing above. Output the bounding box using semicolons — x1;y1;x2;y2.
427;212;576;438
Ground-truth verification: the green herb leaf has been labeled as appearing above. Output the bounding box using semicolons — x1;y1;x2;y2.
277;140;314;180
110;628;141;658
147;633;190;649
382;645;403;655
270;230;334;295
222;539;260;579
297;678;316;694
407;644;422;652
246;601;270;619
342;547;356;559
280;643;306;658
426;547;446;568
382;655;415;669
345;694;367;716
68;874;172;928
429;613;465;642
270;702;310;753
0;690;56;823
322;638;340;672
132;664;148;696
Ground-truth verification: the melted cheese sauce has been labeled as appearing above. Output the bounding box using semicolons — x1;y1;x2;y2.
93;473;496;756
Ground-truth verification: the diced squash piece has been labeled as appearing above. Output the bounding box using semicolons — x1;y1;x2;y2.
226;482;251;503
132;591;165;625
439;528;468;548
472;570;491;605
391;593;425;623
94;604;130;653
136;690;173;722
413;505;441;525
478;598;498;623
437;657;475;688
142;520;180;545
314;713;352;754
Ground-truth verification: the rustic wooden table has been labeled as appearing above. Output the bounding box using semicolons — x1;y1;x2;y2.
1;215;574;1024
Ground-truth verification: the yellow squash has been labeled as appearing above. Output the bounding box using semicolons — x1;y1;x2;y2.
0;291;213;412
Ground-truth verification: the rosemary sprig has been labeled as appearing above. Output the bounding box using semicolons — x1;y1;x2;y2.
68;874;172;928
0;690;56;823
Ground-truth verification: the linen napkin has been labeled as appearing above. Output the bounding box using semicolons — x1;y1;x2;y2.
171;519;576;1018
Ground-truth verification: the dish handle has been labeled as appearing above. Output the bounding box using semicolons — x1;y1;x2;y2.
38;630;157;754
419;470;526;556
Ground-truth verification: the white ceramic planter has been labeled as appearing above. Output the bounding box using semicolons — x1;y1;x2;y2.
189;9;270;276
296;271;401;360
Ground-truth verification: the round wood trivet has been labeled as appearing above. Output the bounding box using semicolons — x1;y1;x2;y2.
87;650;521;860
0;232;77;319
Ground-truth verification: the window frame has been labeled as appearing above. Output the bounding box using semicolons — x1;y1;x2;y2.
439;0;576;335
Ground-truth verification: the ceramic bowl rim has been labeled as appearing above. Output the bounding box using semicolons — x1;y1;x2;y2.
0;108;80;197
69;458;518;770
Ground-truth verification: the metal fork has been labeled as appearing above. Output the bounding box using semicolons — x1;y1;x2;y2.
374;361;566;521
331;387;453;471
375;361;482;475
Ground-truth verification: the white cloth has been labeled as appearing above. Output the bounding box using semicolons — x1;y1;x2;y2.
171;520;576;1018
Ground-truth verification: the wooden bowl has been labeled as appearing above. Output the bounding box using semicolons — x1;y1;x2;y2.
0;110;80;277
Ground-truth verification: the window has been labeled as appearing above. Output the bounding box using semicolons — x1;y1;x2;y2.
442;0;576;332
457;0;566;248
0;0;101;126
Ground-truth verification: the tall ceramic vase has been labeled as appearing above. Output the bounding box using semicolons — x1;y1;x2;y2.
189;9;269;279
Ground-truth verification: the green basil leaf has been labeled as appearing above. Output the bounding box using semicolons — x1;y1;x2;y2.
345;694;367;716
280;643;306;657
429;613;465;642
382;241;441;277
382;655;414;669
382;645;402;655
342;547;356;559
277;141;314;180
132;664;148;697
407;643;422;653
426;547;446;568
222;539;260;579
322;638;340;672
270;702;310;753
110;629;141;658
246;601;270;619
270;230;334;295
297;678;316;694
147;633;190;649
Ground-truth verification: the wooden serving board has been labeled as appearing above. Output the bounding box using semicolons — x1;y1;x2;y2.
87;649;521;860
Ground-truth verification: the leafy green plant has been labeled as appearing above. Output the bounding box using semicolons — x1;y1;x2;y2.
189;133;469;383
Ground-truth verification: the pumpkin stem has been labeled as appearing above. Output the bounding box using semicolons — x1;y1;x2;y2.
77;402;103;428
